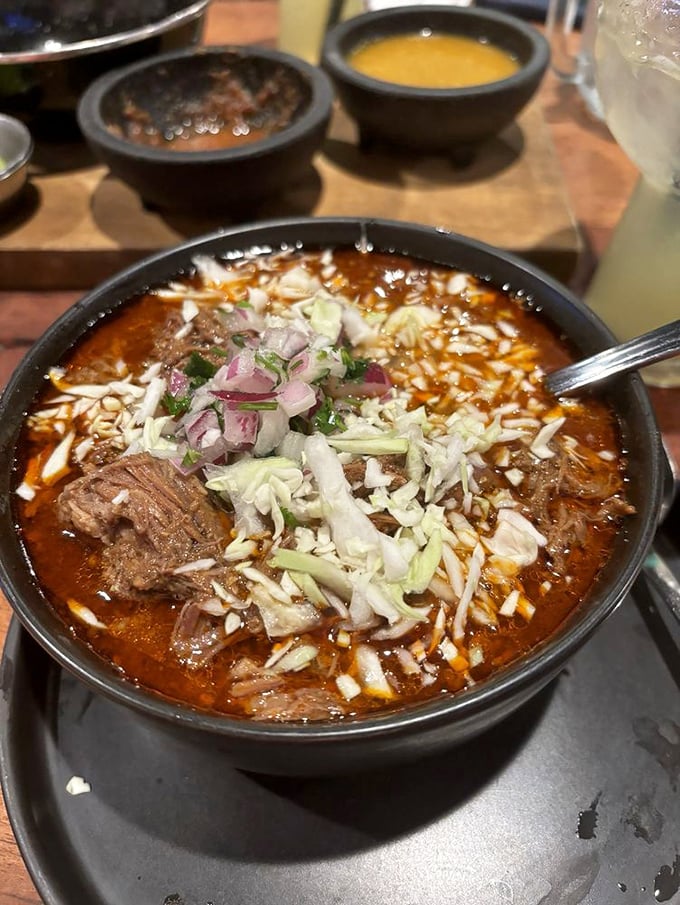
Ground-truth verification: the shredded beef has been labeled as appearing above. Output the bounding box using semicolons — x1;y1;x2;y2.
510;446;633;570
58;452;229;599
342;455;409;533
246;688;346;721
595;496;636;520
170;600;232;669
151;308;242;372
367;511;402;533
343;455;410;495
228;657;284;698
227;658;346;720
81;438;126;470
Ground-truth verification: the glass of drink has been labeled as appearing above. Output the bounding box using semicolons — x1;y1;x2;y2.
585;0;680;387
279;0;365;64
545;0;603;119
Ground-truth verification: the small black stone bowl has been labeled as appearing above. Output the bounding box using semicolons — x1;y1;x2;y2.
77;46;334;214
321;5;549;157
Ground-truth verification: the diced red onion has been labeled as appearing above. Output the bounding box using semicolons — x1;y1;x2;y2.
184;409;220;450
169;369;190;397
277;380;317;417
219;306;264;334
211;390;277;405
253;407;290;456
327;362;391;399
287;350;330;384
221;409;259;449
214;351;276;394
261;327;309;360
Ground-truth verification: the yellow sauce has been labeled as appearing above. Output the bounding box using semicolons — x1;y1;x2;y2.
348;32;520;88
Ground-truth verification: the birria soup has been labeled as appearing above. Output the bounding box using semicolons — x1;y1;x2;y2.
14;248;633;722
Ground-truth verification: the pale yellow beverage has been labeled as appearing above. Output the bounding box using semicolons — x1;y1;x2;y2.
586;0;680;387
585;178;680;387
279;0;365;64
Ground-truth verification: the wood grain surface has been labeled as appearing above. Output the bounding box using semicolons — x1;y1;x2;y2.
0;2;676;902
0;99;581;289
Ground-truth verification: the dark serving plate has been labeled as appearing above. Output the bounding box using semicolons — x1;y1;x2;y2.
0;217;665;777
2;574;680;905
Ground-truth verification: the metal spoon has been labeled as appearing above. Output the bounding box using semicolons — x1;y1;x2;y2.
544;319;680;397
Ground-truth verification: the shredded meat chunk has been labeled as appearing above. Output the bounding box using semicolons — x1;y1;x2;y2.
227;658;346;720
228;657;285;698
58;452;229;599
170;600;232;669
246;688;346;721
511;446;634;570
343;454;410;494
151;308;245;372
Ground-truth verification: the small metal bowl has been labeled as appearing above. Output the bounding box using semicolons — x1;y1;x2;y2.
0;113;33;211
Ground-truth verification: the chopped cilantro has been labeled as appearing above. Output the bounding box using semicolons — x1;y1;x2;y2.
238;401;278;411
235;300;253;309
280;507;300;529
182;448;201;467
162;392;191;416
184;352;218;382
341;348;370;381
231;333;247;348
313;396;346;435
255;350;285;376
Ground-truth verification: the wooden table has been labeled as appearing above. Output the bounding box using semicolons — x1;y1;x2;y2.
0;3;677;901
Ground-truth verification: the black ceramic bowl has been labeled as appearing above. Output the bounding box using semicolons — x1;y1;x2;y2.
321;5;550;154
0;217;665;777
77;46;334;214
0;0;209;131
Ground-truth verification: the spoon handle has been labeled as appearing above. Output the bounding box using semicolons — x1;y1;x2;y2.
544;318;680;396
644;546;680;625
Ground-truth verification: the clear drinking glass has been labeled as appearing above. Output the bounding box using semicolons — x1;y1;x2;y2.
585;0;680;387
545;0;604;119
279;0;365;64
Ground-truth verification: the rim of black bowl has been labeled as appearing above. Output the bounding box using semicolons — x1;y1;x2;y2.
0;216;664;744
321;5;550;98
0;0;210;64
77;45;335;164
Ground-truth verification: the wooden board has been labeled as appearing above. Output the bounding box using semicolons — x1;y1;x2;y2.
0;101;581;290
